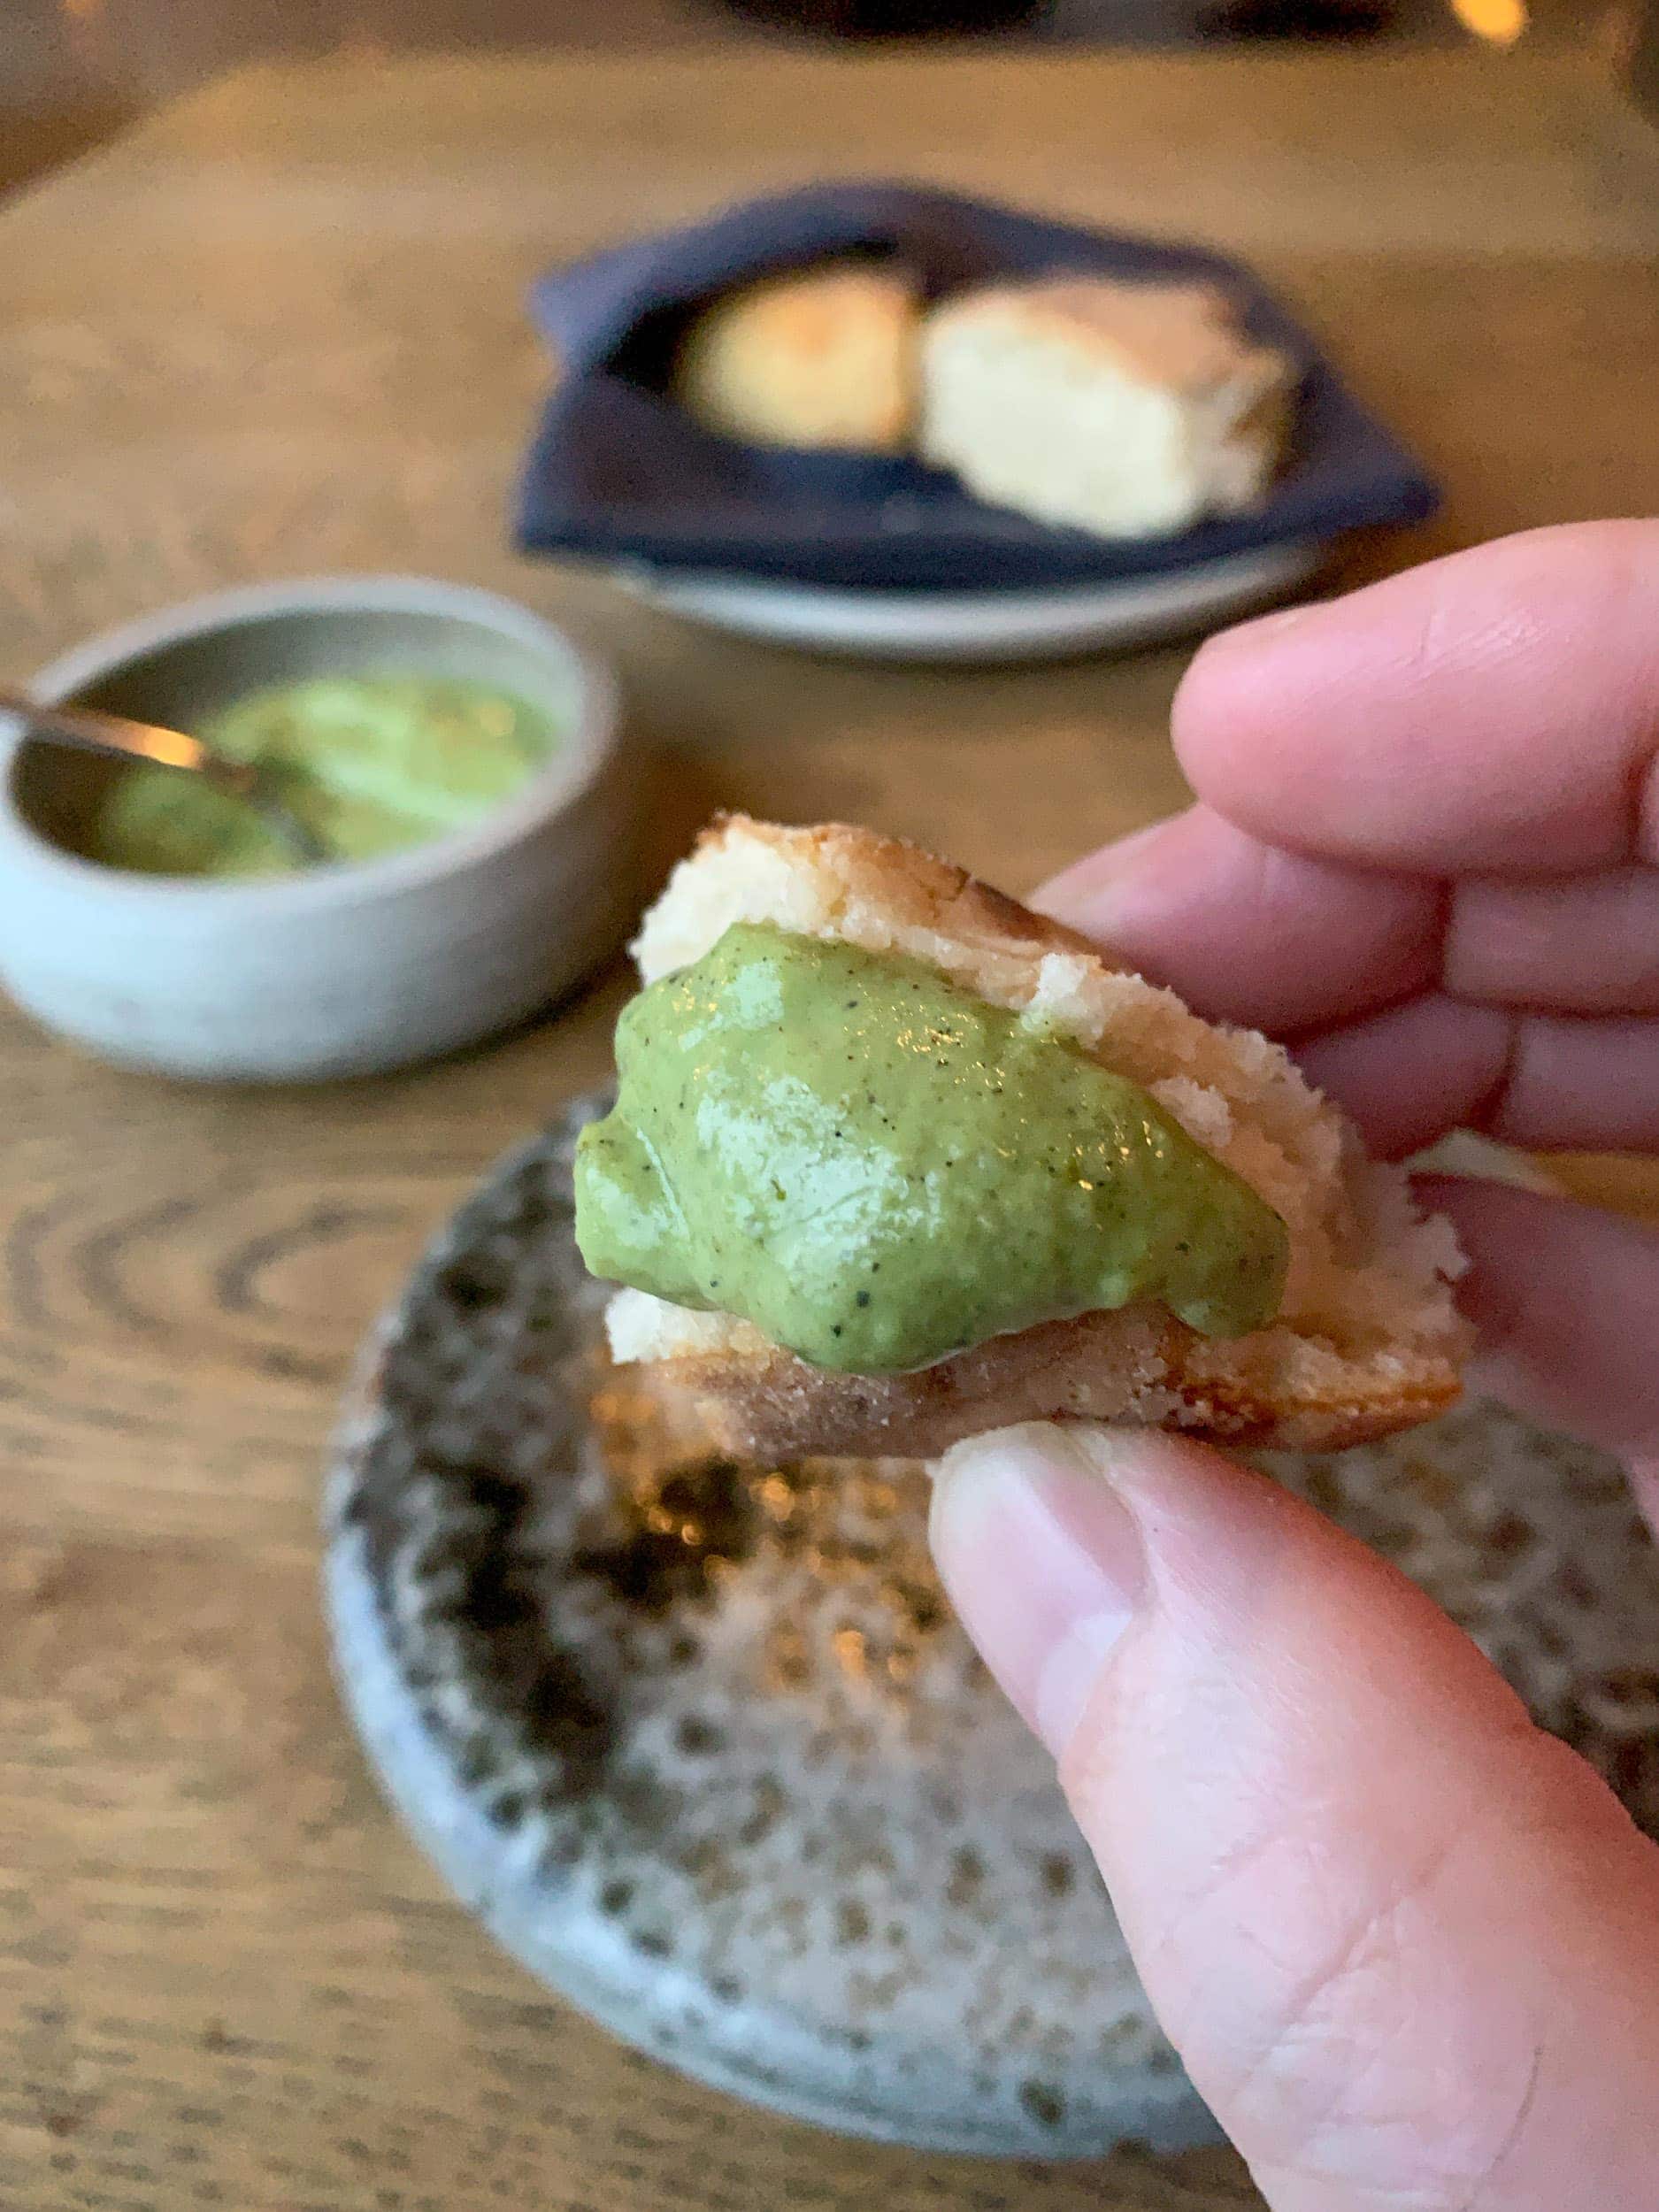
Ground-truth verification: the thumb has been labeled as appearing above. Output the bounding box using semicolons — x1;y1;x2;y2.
930;1422;1659;2212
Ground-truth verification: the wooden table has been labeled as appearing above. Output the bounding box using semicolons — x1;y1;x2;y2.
4;46;1658;2212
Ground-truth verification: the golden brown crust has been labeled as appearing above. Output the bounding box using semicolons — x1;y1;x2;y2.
628;1309;1462;1462
767;816;1094;956
613;815;1467;1460
926;277;1283;396
639;811;1106;972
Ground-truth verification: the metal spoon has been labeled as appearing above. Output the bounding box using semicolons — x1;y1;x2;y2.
0;689;328;866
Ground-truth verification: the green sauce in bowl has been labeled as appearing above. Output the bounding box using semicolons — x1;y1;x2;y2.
87;674;561;878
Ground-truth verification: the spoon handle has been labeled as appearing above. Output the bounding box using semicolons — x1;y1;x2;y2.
0;688;327;865
0;689;257;795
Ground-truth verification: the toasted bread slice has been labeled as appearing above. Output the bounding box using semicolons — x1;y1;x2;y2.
673;262;919;454
918;276;1294;540
598;817;1468;1459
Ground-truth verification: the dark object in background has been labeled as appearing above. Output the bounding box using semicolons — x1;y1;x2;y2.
718;0;1042;32
1198;0;1391;36
715;0;1396;33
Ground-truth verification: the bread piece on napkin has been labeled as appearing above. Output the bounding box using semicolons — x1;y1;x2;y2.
918;276;1294;539
673;263;919;453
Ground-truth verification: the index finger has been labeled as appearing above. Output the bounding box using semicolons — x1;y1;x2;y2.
1175;519;1659;875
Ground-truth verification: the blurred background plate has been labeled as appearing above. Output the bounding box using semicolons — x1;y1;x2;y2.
615;538;1322;660
518;182;1439;610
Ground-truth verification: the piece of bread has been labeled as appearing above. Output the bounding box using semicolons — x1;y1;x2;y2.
599;817;1468;1461
672;262;920;453
918;276;1295;540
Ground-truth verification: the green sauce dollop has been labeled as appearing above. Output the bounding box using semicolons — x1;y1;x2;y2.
575;923;1288;1373
86;674;559;878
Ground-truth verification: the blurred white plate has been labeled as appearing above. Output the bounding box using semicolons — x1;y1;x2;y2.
616;539;1325;663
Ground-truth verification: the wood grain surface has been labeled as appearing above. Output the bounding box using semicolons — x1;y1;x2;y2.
4;46;1659;2212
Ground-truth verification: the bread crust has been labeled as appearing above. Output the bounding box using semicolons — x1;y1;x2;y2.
630;812;1106;984
924;277;1287;397
607;816;1467;1461
634;1308;1461;1463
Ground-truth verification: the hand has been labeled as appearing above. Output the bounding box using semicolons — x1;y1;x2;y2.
929;521;1659;2210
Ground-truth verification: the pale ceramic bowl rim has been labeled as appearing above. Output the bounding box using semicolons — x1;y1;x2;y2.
0;574;621;912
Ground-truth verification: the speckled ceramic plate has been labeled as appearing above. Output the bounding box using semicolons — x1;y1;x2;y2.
325;1098;1659;2158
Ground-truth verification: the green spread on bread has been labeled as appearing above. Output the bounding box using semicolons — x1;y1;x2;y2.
573;923;1288;1374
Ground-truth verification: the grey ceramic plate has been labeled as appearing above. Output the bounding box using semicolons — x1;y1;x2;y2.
326;1097;1659;2158
617;541;1321;664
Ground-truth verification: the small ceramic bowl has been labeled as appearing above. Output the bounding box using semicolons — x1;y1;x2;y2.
0;578;632;1082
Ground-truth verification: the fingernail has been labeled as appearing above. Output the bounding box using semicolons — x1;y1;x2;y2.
930;1424;1147;1757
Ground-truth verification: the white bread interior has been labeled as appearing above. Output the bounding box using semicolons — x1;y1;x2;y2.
673;262;919;454
918;276;1295;540
602;817;1467;1458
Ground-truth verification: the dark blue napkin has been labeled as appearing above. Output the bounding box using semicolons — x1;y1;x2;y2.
517;181;1438;595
